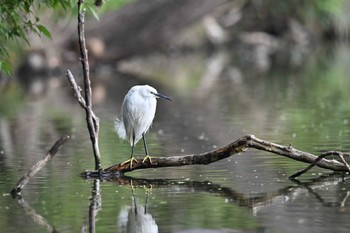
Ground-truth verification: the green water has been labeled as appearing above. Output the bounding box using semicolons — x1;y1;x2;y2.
1;43;350;232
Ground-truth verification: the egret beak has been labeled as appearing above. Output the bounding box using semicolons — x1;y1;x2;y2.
152;92;172;101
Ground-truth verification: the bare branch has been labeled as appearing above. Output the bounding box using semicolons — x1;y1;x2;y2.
11;135;70;196
289;151;350;179
77;1;101;170
66;1;101;170
338;153;350;172
66;70;87;109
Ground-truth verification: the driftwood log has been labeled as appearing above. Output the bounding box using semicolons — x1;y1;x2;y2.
81;134;350;179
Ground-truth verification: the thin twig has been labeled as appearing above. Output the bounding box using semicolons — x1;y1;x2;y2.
80;135;350;178
10;135;70;196
66;70;100;125
289;151;350;179
338;153;350;172
66;69;87;109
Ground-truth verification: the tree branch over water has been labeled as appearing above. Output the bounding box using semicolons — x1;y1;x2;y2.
81;135;350;179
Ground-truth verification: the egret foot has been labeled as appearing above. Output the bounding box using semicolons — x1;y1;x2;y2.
142;155;154;164
143;184;153;194
121;157;139;169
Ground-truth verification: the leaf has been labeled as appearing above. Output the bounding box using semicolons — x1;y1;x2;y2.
37;24;52;39
0;60;12;76
86;4;100;21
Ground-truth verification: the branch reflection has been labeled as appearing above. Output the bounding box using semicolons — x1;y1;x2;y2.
13;195;57;233
82;179;101;233
106;173;350;216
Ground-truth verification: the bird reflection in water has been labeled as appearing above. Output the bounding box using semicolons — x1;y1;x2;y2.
118;186;158;233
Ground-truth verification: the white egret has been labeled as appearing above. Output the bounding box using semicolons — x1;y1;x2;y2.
115;85;172;168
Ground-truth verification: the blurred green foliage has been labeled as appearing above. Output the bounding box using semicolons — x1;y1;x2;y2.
0;0;73;76
0;0;133;76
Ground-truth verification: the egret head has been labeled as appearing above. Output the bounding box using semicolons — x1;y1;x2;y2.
140;85;172;101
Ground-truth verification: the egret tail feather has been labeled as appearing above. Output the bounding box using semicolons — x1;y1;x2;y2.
114;117;126;140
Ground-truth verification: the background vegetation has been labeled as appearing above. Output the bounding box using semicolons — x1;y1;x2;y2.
0;0;133;76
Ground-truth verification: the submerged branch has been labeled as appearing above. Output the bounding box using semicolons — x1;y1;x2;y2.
11;135;70;196
81;135;349;178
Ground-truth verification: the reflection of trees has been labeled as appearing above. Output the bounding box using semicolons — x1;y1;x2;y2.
0;81;88;183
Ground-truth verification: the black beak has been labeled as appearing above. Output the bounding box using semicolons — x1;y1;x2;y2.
152;92;172;101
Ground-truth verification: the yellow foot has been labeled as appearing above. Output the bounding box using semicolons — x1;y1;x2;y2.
121;157;139;169
142;155;154;164
143;184;153;194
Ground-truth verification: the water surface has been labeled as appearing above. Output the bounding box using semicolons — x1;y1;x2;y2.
1;43;350;232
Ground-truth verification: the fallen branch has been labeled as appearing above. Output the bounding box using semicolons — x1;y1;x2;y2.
80;134;350;178
11;135;70;196
66;0;101;170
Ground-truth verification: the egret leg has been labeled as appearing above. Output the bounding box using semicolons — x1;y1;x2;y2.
143;185;152;214
121;132;139;169
131;180;138;214
141;133;153;164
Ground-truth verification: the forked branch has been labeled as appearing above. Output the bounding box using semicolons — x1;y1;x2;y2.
289;151;350;178
66;0;101;170
81;135;350;178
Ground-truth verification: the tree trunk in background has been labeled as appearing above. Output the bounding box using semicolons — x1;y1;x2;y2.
84;0;229;60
